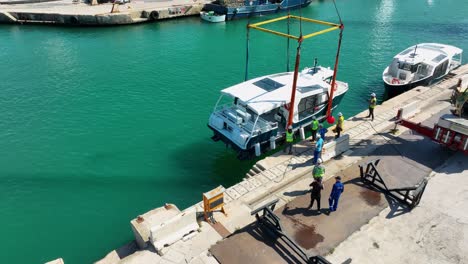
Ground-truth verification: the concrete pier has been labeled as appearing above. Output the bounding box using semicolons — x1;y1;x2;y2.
96;64;468;264
0;0;209;25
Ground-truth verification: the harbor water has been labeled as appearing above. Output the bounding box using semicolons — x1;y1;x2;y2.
0;0;467;263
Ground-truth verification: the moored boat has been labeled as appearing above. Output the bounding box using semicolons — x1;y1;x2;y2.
203;0;313;20
200;11;226;22
208;66;348;158
383;43;463;98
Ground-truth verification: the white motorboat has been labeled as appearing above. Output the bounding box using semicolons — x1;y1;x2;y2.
200;11;226;23
208;66;348;159
383;43;462;97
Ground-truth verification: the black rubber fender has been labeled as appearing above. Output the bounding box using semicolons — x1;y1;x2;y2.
70;15;79;24
150;11;159;20
141;10;149;18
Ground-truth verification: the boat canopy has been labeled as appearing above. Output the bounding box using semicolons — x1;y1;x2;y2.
395;43;463;66
221;71;330;115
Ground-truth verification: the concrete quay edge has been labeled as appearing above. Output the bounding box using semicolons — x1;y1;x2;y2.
0;0;208;25
94;64;468;264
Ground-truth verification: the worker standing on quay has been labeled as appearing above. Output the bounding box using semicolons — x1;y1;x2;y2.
318;123;327;140
284;126;294;155
333;112;344;139
313;134;323;164
308;178;324;213
312;158;325;181
329;176;344;212
310;116;319;142
367;93;377;121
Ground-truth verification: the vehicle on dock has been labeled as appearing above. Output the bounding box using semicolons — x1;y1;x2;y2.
200;11;226;22
202;0;312;20
208;66;348;158
383;43;463;97
395;75;468;154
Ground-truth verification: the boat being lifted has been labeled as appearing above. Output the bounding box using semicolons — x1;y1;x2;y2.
208;65;348;157
208;12;345;159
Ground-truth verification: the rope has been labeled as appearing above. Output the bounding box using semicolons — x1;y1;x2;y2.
286;9;290;72
245;23;250;81
332;0;342;24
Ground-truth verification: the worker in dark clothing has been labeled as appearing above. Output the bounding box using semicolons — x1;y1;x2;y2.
329;176;344;212
367;93;377;121
284;126;294;155
308;178;324;213
310;116;319;142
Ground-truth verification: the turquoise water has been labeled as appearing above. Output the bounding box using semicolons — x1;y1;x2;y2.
0;0;467;263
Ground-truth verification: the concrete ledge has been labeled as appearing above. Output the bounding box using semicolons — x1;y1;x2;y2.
131;204;181;249
150;208;199;254
322;134;350;162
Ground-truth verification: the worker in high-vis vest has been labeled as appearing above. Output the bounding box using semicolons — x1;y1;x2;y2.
333;112;344;139
284;126;294;155
367;93;377;121
312;158;325;180
310;116;319;142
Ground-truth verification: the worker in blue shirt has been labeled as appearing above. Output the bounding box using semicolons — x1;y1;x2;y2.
329;176;344;212
318;124;327;140
313;134;323;164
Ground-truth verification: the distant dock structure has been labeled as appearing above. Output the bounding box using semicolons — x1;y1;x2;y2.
0;0;210;26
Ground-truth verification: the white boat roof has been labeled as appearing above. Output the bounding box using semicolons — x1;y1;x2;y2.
394;43;463;66
221;67;333;115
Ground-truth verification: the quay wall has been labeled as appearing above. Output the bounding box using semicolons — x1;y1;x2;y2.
0;1;205;25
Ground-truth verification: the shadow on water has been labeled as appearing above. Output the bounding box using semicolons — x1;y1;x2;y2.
170;139;258;187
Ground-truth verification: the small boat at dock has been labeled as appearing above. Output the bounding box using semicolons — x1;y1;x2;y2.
208;66;348;158
203;0;313;20
383;43;463;97
200;11;226;22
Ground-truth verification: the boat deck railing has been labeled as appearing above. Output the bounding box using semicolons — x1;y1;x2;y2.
213;105;277;135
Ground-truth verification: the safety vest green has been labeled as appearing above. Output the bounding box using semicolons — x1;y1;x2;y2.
311;120;319;130
286;131;294;142
370;98;377;109
313;165;325;177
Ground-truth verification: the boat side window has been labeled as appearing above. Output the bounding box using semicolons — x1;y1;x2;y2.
433;60;449;79
399;63;418;73
297;92;328;120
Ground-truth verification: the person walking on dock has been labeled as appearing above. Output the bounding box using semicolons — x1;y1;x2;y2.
284;126;294;155
318;123;327;140
367;93;377;121
333;112;344;139
308;178;324;213
329;176;344;212
310;116;319;142
312;158;325;180
313;134;324;164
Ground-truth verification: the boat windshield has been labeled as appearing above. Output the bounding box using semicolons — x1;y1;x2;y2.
398;62;419;73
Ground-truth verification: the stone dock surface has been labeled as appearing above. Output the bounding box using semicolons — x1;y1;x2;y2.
0;0;209;25
94;64;468;264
